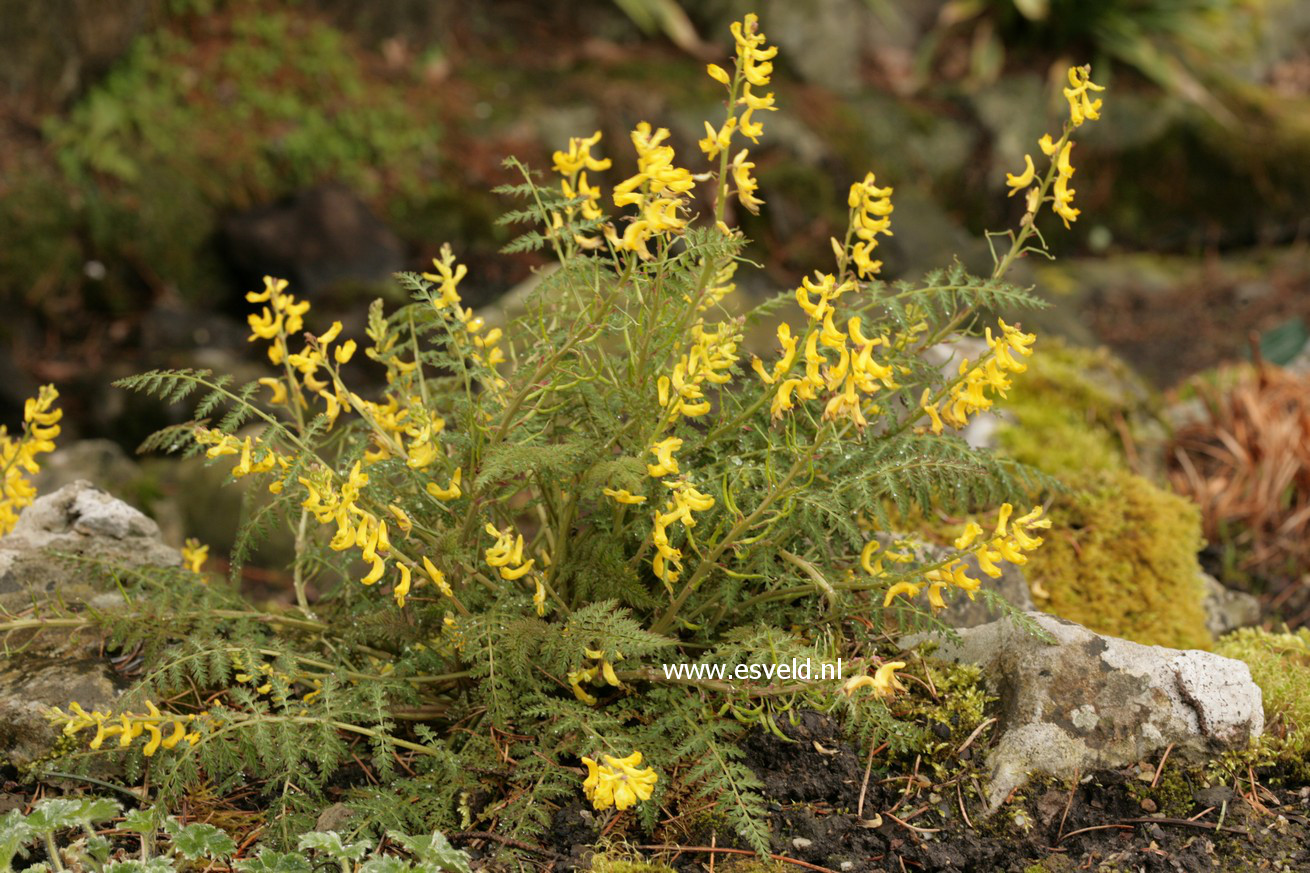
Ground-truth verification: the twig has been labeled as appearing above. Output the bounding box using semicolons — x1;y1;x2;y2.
856;741;887;819
956;780;973;829
1151;744;1174;788
1121;817;1247;835
1057;767;1080;841
955;718;997;756
449;831;568;861
884;811;941;834
636;845;840;873
1058;823;1133;842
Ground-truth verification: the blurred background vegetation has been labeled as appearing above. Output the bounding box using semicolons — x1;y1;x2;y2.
3;0;1310;613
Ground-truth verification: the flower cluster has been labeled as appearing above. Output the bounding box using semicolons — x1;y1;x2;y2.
883;503;1052;610
581;751;659;811
610;123;696;259
553;130;611;230
484;523;547;615
0;385;60;536
300;462;416;606
195;428;287;491
755;273;898;427
657;322;742;420
423;246;505;375
52;701;199;757
567;648;622;705
232;653;323;705
846;172;894;278
701;13;776;216
182;538;209;574
651;479;716;589
842;661;907;699
921;319;1035;434
1004;65;1105;229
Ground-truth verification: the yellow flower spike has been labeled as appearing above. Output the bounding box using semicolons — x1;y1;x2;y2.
603;488;647;505
361;555;387;586
882;581;922;607
394;562;412;608
1063;65;1105;127
1005;154;1036;195
422;556;453;597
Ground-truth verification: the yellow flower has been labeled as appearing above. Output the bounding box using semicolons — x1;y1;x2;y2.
730;149;764;214
553;131;613;177
1005;154;1035;195
603;488;647;505
846;173;894;279
707;63;731;85
882;581;921;607
1063;65;1105;127
581;751;658;811
394;562;412;608
647;437;683;478
426;468;462;501
422;556;454;598
1;385;61;535
52;700;199;757
699;117;737;161
842;661;907;699
182;538;209;574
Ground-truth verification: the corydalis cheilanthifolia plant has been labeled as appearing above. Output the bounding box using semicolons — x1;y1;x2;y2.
101;14;1106;853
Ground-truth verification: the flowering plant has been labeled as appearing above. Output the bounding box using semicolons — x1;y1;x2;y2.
82;13;1107;856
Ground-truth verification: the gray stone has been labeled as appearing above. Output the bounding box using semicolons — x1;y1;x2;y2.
905;612;1263;811
0;481;180;611
1200;572;1261;638
0;654;124;771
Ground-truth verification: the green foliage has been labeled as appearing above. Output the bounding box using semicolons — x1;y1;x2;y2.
42;18;1109;862
1024;468;1211;649
5;3;447;315
1215;627;1310;773
0;795;468;872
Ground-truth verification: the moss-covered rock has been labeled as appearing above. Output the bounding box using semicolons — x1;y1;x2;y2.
1215;627;1310;772
1024;469;1211;650
995;338;1163;479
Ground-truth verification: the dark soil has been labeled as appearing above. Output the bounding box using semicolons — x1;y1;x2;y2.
663;712;1310;873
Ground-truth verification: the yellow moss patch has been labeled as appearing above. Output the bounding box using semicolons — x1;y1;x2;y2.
1215;627;1310;770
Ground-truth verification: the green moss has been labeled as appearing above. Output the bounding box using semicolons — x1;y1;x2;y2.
1215;627;1310;771
996;338;1162;479
896;659;993;774
1024;469;1211;650
591;856;679;873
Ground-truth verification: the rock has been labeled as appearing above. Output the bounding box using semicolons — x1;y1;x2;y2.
1200;572;1261;637
905;612;1263;811
764;0;868;93
0;480;180;612
220;183;404;298
0;654;124;771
